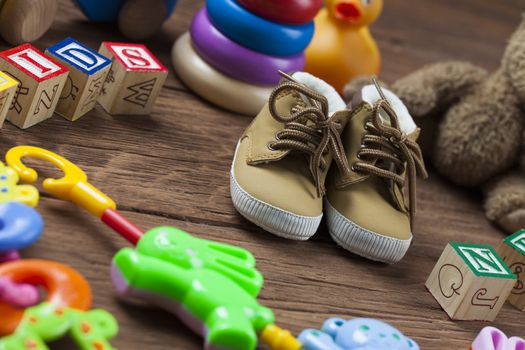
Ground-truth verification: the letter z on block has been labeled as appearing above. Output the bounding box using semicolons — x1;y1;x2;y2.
0;44;68;129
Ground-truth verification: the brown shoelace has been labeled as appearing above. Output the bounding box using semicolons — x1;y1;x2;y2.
353;83;428;224
268;72;351;197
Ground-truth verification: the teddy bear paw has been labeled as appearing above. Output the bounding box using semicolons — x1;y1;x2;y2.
497;209;525;233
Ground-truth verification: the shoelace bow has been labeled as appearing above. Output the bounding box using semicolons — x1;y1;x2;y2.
353;99;428;224
268;73;351;197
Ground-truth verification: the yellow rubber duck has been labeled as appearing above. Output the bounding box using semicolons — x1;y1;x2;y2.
305;0;383;92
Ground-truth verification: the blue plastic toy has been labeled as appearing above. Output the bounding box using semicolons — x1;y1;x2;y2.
0;161;43;261
74;0;178;21
73;0;126;22
298;318;419;350
0;202;44;253
206;0;315;57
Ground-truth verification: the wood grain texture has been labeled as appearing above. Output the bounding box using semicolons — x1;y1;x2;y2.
1;0;525;348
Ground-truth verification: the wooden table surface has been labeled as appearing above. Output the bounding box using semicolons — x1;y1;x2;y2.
1;0;524;348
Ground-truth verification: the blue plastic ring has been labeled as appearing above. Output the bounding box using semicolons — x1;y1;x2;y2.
206;0;315;57
191;9;305;86
0;202;44;252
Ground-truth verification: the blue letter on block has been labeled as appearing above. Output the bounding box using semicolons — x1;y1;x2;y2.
47;38;112;75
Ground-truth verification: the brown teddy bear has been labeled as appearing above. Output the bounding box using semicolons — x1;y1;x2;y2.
344;15;525;234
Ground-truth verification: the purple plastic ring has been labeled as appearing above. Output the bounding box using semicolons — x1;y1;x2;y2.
190;8;305;86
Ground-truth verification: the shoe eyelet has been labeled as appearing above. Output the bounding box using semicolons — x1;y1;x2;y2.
267;142;276;151
351;164;357;172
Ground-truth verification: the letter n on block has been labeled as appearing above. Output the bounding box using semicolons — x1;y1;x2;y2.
98;42;168;115
0;72;19;128
497;229;525;311
0;44;69;129
46;38;112;121
425;242;516;321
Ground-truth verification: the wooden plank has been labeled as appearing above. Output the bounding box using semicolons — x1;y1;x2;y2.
0;0;524;349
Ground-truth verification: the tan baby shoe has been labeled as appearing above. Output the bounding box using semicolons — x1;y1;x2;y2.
325;82;428;263
231;72;352;239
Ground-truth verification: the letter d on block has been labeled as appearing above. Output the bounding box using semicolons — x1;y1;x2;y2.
61;48;102;71
46;37;112;121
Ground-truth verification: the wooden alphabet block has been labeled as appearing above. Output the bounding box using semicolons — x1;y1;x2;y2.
0;44;68;129
425;242;516;321
46;38;112;121
0;71;19;128
497;229;525;311
98;42;167;115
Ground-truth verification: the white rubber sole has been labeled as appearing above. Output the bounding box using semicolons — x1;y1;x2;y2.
325;200;412;264
230;170;321;240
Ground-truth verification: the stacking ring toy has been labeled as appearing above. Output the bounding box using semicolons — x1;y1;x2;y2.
236;0;323;25
206;0;314;57
172;33;273;115
191;9;304;86
0;259;92;335
0;202;44;252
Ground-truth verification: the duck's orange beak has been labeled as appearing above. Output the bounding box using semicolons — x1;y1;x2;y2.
328;0;383;26
334;1;362;22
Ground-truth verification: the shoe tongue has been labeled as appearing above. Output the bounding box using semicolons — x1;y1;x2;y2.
290;72;346;117
352;85;417;134
377;107;394;127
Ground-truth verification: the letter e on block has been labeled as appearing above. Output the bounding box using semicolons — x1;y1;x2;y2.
98;42;167;115
0;72;19;128
497;229;525;311
425;242;516;321
46;38;112;121
0;44;68;129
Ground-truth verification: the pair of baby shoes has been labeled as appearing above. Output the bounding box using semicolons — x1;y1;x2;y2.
230;72;427;263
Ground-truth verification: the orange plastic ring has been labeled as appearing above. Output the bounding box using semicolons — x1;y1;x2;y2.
0;259;92;335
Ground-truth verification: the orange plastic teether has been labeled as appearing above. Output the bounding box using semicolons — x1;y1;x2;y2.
0;259;92;335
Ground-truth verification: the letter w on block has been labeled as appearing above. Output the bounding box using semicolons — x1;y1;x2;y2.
0;44;68;129
98;42;168;115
